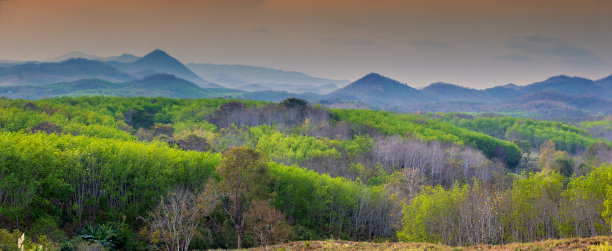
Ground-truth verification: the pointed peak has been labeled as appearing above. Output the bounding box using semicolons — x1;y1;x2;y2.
144;49;172;58
360;72;387;80
352;73;403;85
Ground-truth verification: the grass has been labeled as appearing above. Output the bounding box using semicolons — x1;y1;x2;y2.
249;236;612;250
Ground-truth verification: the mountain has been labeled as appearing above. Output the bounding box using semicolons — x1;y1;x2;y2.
326;73;424;107
0;58;134;85
523;75;605;97
108;49;212;87
101;53;139;63
0;74;244;99
122;74;228;98
187;63;348;94
47;51;101;62
484;84;526;101
422;82;495;103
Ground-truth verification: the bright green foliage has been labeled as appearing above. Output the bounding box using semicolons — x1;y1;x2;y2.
251;125;342;163
510;172;564;242
397;184;469;243
441;114;608;153
580;120;612;130
333;109;521;167
0;132;220;227
342;135;374;158
269;162;393;240
562;164;612;236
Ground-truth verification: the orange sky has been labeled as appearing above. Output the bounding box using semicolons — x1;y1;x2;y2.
1;0;611;87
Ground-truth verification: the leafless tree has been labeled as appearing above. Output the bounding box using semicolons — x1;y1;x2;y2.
142;181;220;251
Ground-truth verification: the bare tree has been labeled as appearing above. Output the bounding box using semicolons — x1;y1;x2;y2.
245;200;293;250
142;181;220;251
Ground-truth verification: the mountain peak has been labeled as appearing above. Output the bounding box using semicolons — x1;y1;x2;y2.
424;82;468;90
359;72;388;81
141;49;173;60
543;75;591;83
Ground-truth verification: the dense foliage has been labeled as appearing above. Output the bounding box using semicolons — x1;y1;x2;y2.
332;109;522;168
0;96;610;249
440;114;609;153
398;166;612;246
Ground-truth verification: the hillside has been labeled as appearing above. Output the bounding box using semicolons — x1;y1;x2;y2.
0;97;611;250
326;73;424;107
107;49;215;87
187;63;348;94
0;74;243;99
0;58;133;85
422;82;495;103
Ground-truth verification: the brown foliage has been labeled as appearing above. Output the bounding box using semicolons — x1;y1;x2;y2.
30;121;63;135
245;200;292;250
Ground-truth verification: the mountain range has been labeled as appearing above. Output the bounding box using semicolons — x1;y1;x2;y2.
186;63;348;94
1;49;611;118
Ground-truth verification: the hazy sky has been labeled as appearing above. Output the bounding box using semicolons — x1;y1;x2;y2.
1;0;611;88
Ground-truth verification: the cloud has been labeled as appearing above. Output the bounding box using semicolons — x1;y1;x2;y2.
320;37;388;49
507;35;604;65
410;40;451;48
495;54;532;62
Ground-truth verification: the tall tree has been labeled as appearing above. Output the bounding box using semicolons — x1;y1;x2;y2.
217;147;271;249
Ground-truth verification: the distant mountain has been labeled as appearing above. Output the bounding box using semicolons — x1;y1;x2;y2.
187;63;348;94
0;60;27;67
0;58;133;85
484;84;525;101
122;74;227;98
422;82;495;103
239;83;270;92
47;51;102;62
108;50;212;86
101;53;139;63
523;75;605;97
512;90;612;113
0;74;243;99
48;51;139;63
326;73;424;107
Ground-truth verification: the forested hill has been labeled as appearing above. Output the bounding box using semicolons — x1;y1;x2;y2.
1;96;611;250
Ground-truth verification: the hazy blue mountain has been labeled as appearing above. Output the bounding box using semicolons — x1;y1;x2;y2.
101;53;139;63
595;75;612;94
187;63;348;94
239;83;270;92
108;49;213;87
0;58;134;85
422;82;496;103
0;60;27;68
47;51;102;62
48;51;140;63
326;73;425;107
483;84;526;101
0;74;243;99
522;75;605;97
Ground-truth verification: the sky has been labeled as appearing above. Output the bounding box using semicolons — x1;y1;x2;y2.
0;0;611;88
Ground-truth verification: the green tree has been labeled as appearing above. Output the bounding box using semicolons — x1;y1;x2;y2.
217;147;272;249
